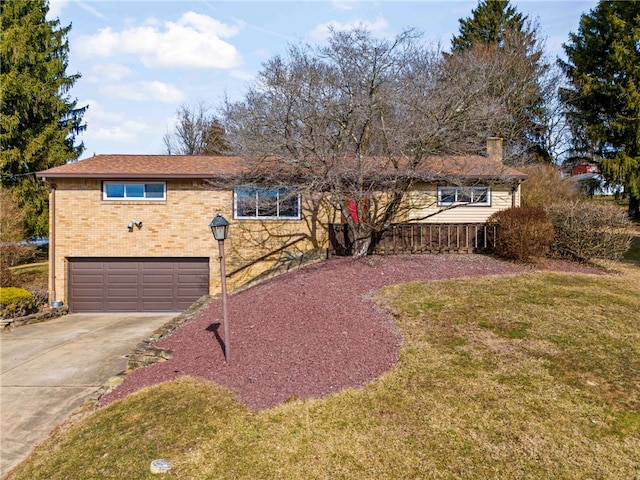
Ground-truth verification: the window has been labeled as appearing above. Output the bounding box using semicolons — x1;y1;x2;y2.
437;186;490;206
234;186;300;219
103;182;166;201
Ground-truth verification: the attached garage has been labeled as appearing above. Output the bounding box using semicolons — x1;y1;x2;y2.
68;258;209;312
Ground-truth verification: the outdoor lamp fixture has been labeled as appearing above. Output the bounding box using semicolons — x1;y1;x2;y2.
210;214;229;241
209;214;231;363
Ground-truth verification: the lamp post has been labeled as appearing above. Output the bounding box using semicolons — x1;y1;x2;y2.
209;214;230;364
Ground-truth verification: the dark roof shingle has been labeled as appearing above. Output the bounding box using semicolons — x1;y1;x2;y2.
36;155;245;179
37;153;526;182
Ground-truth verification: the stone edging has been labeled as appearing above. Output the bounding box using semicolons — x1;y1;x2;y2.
1;306;69;331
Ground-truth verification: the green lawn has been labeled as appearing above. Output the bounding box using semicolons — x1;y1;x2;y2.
7;266;640;479
7;262;48;290
624;234;640;263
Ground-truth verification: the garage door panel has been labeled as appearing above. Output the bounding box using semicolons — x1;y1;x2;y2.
74;287;105;297
72;274;104;284
141;274;173;284
71;262;102;271
177;287;207;297
141;288;174;298
141;262;173;269
107;287;140;298
176;265;209;274
69;258;209;313
107;273;138;283
74;301;105;311
177;272;208;281
106;300;139;311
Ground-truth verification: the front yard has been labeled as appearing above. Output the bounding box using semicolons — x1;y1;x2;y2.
6;262;639;479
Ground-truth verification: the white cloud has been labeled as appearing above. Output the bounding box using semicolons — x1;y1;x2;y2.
79;100;151;145
100;81;185;103
77;0;107;21
89;125;138;144
81;28;120;56
92;63;135;82
47;0;69;19
309;15;389;43
82;99;132;124
76;12;243;69
332;0;359;11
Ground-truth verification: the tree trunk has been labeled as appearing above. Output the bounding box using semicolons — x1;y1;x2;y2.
352;236;372;258
629;195;640;220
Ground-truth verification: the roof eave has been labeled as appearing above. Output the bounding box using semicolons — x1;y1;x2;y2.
417;174;528;183
36;172;232;180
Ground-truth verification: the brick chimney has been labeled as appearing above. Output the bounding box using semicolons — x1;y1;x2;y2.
487;137;503;162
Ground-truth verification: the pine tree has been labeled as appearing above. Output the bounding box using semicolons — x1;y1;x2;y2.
449;0;549;163
1;0;86;236
451;0;528;53
560;1;640;219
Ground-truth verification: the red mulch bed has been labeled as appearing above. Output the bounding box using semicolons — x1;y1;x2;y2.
100;255;601;410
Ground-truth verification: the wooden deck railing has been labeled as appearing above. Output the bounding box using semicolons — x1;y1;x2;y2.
328;223;496;256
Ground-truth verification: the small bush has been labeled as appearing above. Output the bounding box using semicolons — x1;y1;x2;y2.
488;207;555;262
520;164;582;208
0;287;37;318
547;201;633;262
0;262;14;287
28;288;49;309
1;245;37;288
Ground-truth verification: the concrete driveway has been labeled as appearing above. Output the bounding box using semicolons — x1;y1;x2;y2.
0;312;176;477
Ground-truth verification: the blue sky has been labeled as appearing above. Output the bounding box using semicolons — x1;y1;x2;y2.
47;0;598;159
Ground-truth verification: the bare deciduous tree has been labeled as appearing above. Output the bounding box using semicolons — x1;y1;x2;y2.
163;102;229;155
222;27;534;257
441;25;553;164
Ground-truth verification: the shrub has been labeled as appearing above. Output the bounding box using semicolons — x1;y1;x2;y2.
488;207;555;262
28;287;49;309
547;201;632;262
0;262;14;288
520;164;582;208
0;287;37;318
1;244;37;289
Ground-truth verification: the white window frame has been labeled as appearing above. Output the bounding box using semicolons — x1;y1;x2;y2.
437;186;491;206
234;186;301;220
102;181;166;201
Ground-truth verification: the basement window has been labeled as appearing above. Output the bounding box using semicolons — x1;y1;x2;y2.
103;182;166;201
234;186;300;220
437;186;490;206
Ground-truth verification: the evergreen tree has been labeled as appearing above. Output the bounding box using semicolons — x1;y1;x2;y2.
451;0;528;53
560;1;640;219
1;0;86;236
449;0;550;163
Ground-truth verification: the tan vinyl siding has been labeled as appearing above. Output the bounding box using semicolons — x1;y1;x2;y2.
405;183;516;224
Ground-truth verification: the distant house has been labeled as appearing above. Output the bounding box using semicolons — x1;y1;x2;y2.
36;138;526;313
571;162;599;176
570;162;623;196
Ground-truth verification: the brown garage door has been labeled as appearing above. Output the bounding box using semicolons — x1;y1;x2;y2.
68;258;209;312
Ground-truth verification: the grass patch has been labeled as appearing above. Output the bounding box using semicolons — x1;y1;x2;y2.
9;262;48;275
8;262;48;290
7;267;640;479
624;234;640;264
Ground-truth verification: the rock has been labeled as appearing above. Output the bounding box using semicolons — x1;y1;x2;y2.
150;458;173;474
